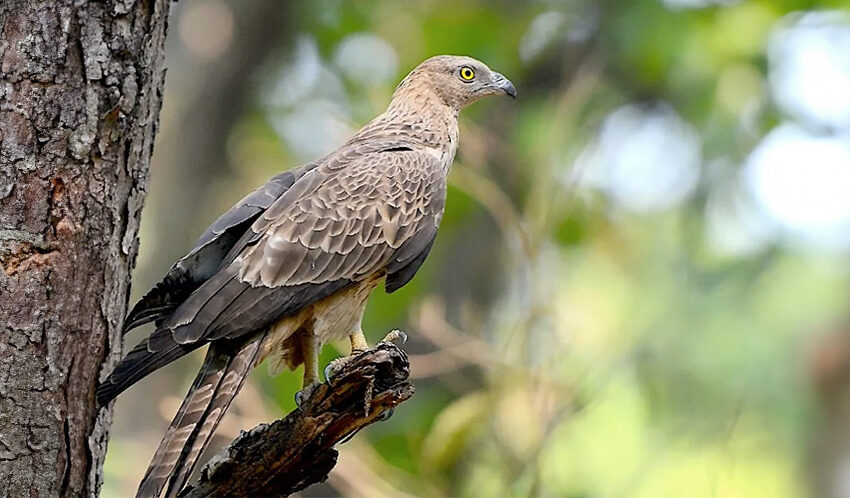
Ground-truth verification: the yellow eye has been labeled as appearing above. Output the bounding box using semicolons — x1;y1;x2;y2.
459;66;475;81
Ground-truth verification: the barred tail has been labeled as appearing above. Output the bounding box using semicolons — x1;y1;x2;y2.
136;336;265;498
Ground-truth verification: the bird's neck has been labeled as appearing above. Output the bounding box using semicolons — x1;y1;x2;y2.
388;80;459;114
366;91;460;167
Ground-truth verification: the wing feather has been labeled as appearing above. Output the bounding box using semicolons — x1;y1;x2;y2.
236;150;445;292
122;170;302;334
109;148;446;394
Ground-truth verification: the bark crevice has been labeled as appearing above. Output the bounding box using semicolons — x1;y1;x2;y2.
0;1;170;495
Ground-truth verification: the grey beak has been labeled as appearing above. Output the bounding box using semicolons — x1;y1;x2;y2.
492;72;517;100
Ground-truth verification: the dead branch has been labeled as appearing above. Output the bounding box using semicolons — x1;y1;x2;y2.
178;342;414;498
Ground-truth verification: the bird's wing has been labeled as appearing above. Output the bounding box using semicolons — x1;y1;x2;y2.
122;168;314;333
122;137;421;334
163;148;447;346
98;148;445;402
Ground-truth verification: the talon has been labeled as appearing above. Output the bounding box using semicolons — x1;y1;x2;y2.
377;407;395;421
324;357;350;385
381;329;407;345
323;362;336;386
296;382;319;407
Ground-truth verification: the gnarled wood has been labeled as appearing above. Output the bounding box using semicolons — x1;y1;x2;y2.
179;343;414;498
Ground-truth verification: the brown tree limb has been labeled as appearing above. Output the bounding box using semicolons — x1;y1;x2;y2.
179;342;414;498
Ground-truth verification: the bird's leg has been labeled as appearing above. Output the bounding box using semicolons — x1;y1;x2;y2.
324;330;366;384
349;330;369;353
295;332;320;407
348;329;408;351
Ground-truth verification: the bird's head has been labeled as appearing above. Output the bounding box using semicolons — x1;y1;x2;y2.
393;55;517;111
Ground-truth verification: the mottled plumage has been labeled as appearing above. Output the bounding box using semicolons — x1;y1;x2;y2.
98;55;515;498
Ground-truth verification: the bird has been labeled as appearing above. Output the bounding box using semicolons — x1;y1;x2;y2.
97;55;516;498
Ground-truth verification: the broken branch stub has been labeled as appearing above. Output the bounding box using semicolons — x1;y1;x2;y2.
179;342;414;498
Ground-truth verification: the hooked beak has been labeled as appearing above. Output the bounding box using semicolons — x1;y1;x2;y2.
491;72;517;100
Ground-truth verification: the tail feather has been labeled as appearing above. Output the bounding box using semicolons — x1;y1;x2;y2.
166;344;261;495
136;337;265;498
97;336;197;406
122;304;175;334
136;349;229;498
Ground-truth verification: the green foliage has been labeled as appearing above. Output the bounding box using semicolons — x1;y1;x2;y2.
104;0;850;496
251;1;850;495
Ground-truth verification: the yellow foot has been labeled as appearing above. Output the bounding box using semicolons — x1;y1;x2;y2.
324;330;408;385
381;329;408;345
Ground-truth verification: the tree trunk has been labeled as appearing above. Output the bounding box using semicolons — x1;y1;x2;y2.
0;1;170;496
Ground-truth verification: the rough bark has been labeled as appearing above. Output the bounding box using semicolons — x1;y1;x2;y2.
179;343;414;498
0;1;170;496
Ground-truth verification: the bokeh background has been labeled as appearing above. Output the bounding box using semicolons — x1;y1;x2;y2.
103;0;850;496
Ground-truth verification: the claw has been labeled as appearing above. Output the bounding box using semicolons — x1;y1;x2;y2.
324;331;407;387
324;356;350;386
376;407;395;421
323;362;335;386
295;382;319;408
381;329;407;345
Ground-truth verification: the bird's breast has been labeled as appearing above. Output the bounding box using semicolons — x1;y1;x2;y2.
261;274;382;368
309;274;381;343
